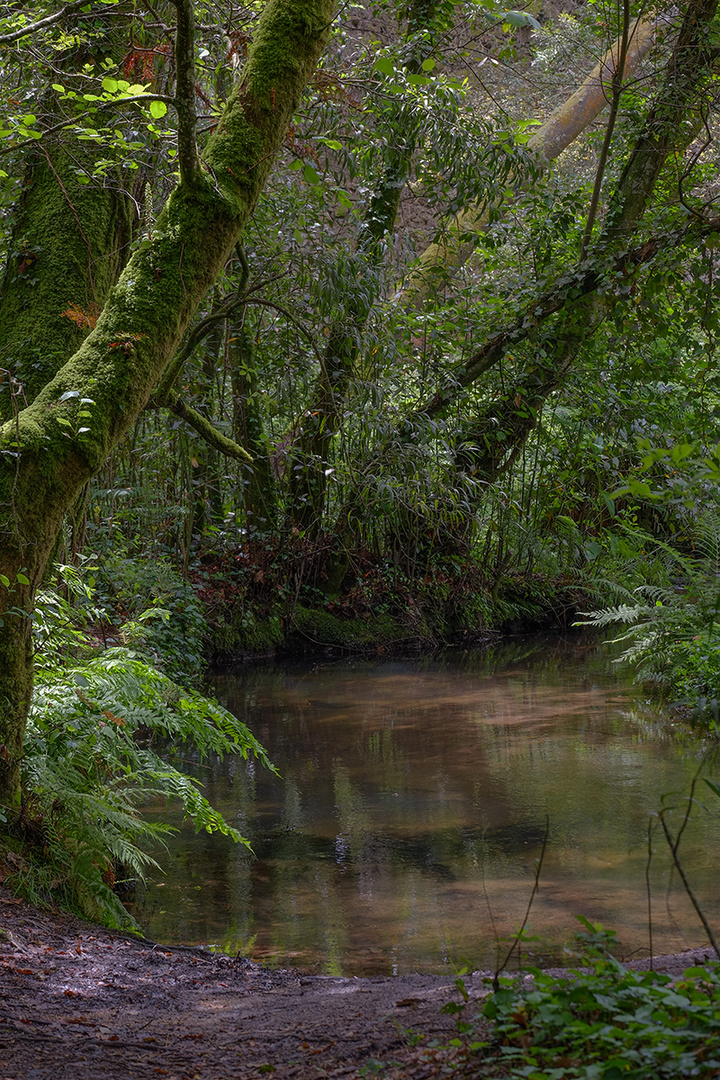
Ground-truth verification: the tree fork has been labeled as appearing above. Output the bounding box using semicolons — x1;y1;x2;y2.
0;0;335;807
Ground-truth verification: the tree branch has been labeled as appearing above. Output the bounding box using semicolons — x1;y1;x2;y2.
412;214;720;422
0;0;97;45
168;0;199;183
165;390;253;462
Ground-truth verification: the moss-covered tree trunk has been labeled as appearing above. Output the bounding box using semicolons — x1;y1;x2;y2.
231;322;278;532
0;0;334;806
0;142;135;421
0;15;145;421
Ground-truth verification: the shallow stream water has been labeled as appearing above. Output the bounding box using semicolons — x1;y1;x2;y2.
134;634;720;975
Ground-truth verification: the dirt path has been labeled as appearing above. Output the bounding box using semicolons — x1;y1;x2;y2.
0;889;479;1079
0;889;714;1080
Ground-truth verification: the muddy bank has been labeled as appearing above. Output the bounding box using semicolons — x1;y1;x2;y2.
0;889;714;1080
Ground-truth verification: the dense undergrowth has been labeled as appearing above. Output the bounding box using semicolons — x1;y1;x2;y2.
0;560;276;929
443;924;720;1080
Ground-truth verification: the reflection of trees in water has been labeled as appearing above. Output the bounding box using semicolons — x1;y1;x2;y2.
135;641;719;969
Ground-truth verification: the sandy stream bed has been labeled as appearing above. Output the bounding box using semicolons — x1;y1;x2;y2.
0;888;714;1080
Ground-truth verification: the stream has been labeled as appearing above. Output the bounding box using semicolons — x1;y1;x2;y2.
133;633;720;975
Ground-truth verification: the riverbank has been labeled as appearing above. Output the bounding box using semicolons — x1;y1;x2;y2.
1;886;715;1080
202;557;583;663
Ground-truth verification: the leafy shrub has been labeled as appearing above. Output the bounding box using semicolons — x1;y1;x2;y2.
2;565;274;930
94;553;207;684
577;515;720;707
477;922;720;1079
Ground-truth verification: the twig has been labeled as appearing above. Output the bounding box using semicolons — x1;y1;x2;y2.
658;811;720;960
493;815;549;991
0;0;95;45
646;817;654;970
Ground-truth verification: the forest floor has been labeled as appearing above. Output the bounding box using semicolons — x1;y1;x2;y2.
0;887;714;1080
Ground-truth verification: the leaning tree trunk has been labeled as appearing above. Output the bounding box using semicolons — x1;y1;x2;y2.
330;0;719;558
397;17;656;307
409;0;720;492
0;0;334;807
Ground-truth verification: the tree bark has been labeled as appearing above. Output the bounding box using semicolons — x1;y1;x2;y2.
0;0;334;806
231;321;278;531
0;142;134;421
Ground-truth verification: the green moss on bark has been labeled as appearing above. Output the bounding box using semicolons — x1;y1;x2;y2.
205;0;331;211
0;0;335;806
0;145;133;419
212;611;285;658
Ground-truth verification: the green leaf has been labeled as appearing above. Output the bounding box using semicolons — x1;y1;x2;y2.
584;539;602;561
58;390;80;403
16;572;30;586
502;9;530;25
374;57;395;76
602;492;616;517
421;57;436;71
704;778;720;799
0;574;10;588
303;163;321;185
149;100;167;119
101;77;119;93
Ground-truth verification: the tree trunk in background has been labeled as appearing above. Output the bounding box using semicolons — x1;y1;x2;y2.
231;322;278;533
398;17;656;306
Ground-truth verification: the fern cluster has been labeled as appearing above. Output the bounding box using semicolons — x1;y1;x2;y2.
3;563;274;930
579;521;720;706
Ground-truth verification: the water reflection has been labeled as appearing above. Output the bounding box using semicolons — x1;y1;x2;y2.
134;635;720;974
